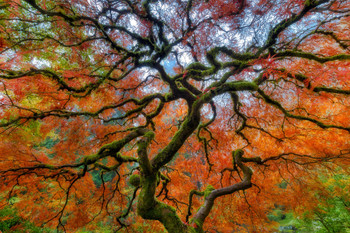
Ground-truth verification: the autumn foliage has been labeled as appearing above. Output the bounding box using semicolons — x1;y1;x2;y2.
0;0;350;232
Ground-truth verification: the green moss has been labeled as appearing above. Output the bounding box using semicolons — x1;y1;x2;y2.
129;174;141;187
187;62;209;71
234;149;244;156
204;185;215;198
189;219;204;233
137;131;154;153
83;154;99;164
45;164;56;170
216;81;258;97
115;152;138;162
137;172;188;232
152;114;199;170
304;0;311;6
144;131;155;140
164;93;172;102
137;141;147;153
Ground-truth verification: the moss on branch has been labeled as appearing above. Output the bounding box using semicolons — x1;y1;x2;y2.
276;50;350;63
137;172;188;232
190;149;254;231
129;174;141;187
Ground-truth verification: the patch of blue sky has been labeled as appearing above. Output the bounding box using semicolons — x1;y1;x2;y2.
161;57;177;76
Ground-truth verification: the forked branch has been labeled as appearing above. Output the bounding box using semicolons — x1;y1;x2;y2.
191;149;253;229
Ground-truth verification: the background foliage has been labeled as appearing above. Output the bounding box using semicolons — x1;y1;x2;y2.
0;0;350;232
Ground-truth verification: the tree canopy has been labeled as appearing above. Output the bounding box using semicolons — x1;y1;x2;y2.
0;0;350;232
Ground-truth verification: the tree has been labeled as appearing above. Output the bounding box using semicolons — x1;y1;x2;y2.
294;173;350;233
0;0;350;232
268;173;350;232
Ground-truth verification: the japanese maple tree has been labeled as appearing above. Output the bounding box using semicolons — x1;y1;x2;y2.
1;0;350;232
